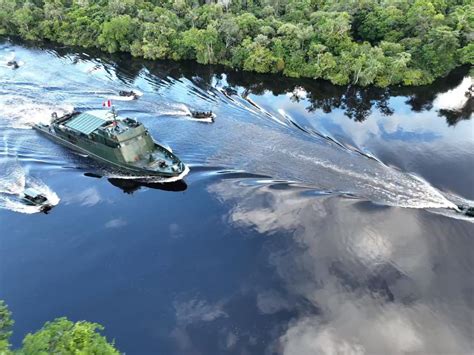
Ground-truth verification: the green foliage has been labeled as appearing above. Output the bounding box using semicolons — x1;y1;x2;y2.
0;0;470;87
243;40;279;73
421;26;459;77
0;301;13;353
406;0;439;36
459;43;474;65
0;0;16;35
181;25;221;64
19;318;119;354
0;301;119;354
99;15;140;53
356;5;405;43
12;1;43;40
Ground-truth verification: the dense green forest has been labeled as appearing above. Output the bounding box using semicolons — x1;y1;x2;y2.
0;0;472;87
0;300;119;354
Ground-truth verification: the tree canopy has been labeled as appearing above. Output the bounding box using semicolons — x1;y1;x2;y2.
0;300;119;354
0;0;472;87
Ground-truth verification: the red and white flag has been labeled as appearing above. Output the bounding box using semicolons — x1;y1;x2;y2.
103;99;112;108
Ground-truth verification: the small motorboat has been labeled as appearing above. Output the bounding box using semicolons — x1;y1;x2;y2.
118;90;139;100
7;60;19;69
86;64;101;73
465;84;473;98
22;188;52;211
189;110;214;120
458;205;474;217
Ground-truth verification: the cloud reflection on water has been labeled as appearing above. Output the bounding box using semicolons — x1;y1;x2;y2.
105;218;127;229
208;178;474;354
63;187;103;207
171;298;229;352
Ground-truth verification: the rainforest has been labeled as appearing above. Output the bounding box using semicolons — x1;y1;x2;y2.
0;0;472;87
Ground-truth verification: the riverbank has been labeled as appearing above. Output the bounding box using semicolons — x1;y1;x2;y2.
1;1;472;87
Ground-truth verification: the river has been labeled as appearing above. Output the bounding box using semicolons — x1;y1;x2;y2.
0;39;473;354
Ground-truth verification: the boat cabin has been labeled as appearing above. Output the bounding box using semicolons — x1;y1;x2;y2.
60;110;156;163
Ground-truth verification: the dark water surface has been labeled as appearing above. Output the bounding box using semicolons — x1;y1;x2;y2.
1;39;473;354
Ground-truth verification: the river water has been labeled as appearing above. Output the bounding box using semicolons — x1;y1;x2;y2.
0;39;473;354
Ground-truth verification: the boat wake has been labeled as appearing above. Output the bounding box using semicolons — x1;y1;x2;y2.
0;94;73;129
150;103;212;122
199;114;468;214
185;116;214;123
0;160;60;214
108;89;143;101
428;207;474;222
209;84;474;218
108;95;135;101
425;192;474;222
104;95;135;101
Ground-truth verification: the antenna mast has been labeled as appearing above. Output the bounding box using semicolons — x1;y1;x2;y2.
111;105;117;118
111;105;118;125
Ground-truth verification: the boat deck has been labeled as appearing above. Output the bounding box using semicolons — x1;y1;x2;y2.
131;148;180;175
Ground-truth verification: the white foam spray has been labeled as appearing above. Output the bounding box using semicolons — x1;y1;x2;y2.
0;95;74;129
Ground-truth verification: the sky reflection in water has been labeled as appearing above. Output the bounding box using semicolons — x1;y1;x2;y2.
210;179;473;354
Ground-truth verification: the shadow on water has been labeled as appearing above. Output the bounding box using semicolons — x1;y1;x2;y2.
107;178;188;194
83;173;188;193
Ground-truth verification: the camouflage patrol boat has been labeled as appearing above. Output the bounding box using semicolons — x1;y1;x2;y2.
33;108;188;179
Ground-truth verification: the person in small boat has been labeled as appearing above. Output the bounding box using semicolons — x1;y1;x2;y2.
119;90;139;99
7;60;19;69
191;110;213;118
458;205;474;217
465;85;473;98
22;188;52;212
